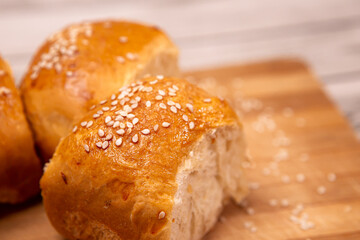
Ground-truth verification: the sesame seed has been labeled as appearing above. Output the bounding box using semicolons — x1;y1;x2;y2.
281;199;289;207
72;126;78;133
158;90;166;96
100;100;107;105
80;121;87;127
107;121;114;127
203;98;211;103
167;101;175;106
119;110;127;117
157;75;164;80
120;123;126;129
97;110;104;115
172;85;179;91
132;134;139;143
66;71;73;77
154;124;159;131
158;211;166;219
116;129;125;135
160;103;167;109
89;105;96;110
155;95;163;100
115;115;124;121
269;199;278;206
98;129;105;137
115;137;123;146
189;122;195;129
141;129;150;135
119;36;128;43
327;173;336;182
105;116;112;123
93;113;100;119
186;103;194;112
84;144;90;153
182;114;189;122
102;141;109;149
126;52;138;61
113;121;120;128
150;80;158;85
168;87;176;93
111;94;116;100
126;122;133;128
86;121;93;128
317;186;326;195
135;96;141;102
132;118;139;125
175;103;181;109
146;101;151;107
162;122;170;128
127;114;135;119
111;100;118;106
170;106;177;113
131;103;138;109
96;142;102;148
296;173;306;183
110;106;116;111
102;107;110;111
281;175;290;183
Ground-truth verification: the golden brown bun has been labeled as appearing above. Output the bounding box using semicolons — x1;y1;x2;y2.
41;77;247;240
0;55;42;204
21;20;179;161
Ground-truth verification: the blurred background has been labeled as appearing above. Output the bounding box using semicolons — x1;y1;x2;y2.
0;0;359;136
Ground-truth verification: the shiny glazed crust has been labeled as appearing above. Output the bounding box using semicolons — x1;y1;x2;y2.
40;77;242;239
21;20;179;161
0;55;42;204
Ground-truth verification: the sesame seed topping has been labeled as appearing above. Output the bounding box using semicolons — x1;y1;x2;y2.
189;122;195;129
105;116;112;123
116;129;125;135
162;122;170;128
119;36;128;43
100;100;107;105
72;126;78;133
86;121;93;128
158;90;166;96
115;115;124;121
98;129;105;137
120;123;126;129
167;101;175;106
169;92;176;96
132;118;139;125
172;85;179;91
96;142;102;148
111;94;116;100
157;75;164;80
111;100;118;106
102;107;110;111
126;52;138;61
203;98;212;103
93;113;100;119
126;122;133;128
155;95;163;100
141;129;150;135
127;114;135;119
146;101;151;107
135;96;141;102
317;186;326;195
170;106;177;113
105;134;113;141
66;71;73;77
158;211;166;219
107;121;114;127
119;110;127;117
131;103;138;109
84;144;90;153
80;121;87;127
150;79;158;85
102;141;109;149
186;103;194;112
132;134;139;143
154;124;159;131
113;121;120;128
296;173;306;183
175;103;181;109
160;103;167;109
89;105;96;110
182;114;189;121
115;138;123;146
327;173;336;182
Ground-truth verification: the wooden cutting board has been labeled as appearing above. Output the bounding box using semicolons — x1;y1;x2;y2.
1;58;359;240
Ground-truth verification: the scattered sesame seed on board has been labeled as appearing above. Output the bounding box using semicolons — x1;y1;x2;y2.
72;126;78;133
80;121;87;127
158;211;166;219
86;121;93;128
327;173;336;182
317;186;326;195
119;36;128;43
296;173;306;183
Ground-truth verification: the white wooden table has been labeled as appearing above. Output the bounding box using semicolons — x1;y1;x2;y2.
0;0;359;136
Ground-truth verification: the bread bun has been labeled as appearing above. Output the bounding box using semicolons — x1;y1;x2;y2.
21;20;179;161
40;76;247;240
0;55;42;204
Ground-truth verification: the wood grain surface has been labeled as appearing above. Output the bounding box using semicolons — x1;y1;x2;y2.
0;59;359;240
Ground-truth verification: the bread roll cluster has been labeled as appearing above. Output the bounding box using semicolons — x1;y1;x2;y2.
1;20;247;240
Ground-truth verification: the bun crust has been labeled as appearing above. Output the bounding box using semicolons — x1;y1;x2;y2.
40;77;245;240
0;55;42;204
21;20;179;161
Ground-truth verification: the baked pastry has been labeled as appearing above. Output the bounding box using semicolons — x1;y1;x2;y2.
21;20;179;161
0;55;42;204
41;76;247;240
